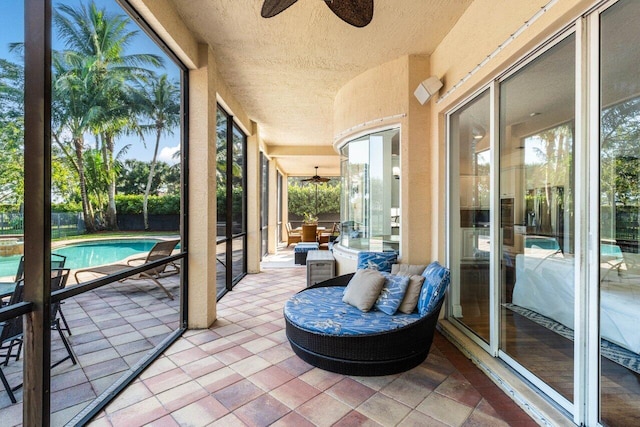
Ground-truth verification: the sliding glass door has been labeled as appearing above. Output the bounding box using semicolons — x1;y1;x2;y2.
449;90;491;344
449;2;640;423
599;0;640;424
499;34;576;406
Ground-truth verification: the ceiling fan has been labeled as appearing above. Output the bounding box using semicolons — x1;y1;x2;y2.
261;0;374;28
301;166;331;184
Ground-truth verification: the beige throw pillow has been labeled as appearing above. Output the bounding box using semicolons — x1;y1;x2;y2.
397;274;425;314
343;269;386;312
391;264;428;276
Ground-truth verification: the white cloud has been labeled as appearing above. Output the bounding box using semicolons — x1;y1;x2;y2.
158;145;181;164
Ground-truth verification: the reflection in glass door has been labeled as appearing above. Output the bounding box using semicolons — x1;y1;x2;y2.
599;0;640;424
499;34;576;404
450;90;491;343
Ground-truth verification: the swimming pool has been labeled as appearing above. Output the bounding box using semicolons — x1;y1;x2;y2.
0;239;168;278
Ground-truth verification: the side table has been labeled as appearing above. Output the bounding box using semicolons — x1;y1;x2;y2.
306;250;335;287
294;242;320;265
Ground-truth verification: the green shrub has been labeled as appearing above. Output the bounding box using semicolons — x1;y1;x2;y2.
115;194;180;215
0;204;20;213
216;185;244;218
52;201;82;213
288;182;340;216
148;195;180;215
115;194;143;214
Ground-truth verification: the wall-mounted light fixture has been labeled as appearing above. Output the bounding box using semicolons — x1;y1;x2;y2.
392;166;401;179
414;76;443;105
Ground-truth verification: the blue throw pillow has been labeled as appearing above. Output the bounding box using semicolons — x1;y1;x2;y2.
375;272;410;315
357;251;398;273
417;261;450;316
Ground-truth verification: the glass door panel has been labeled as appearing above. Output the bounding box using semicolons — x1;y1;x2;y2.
599;0;640;424
450;89;491;343
339;128;400;252
216;106;247;295
232;236;246;283
342;138;368;249
231;124;247;286
499;34;576;402
216;239;227;298
260;153;269;258
216;107;230;296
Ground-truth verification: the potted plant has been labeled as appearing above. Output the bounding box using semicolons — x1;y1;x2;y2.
301;212;318;242
303;212;318;225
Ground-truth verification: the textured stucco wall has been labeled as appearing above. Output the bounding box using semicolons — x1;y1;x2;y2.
333;55;434;266
432;0;591;112
128;0;199;69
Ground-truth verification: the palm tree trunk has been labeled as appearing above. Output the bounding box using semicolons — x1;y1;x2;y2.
143;129;162;231
103;135;118;230
75;137;95;232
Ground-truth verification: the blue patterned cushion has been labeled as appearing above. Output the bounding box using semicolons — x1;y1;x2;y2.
284;287;422;336
357;251;398;272
417;261;451;316
374;273;410;315
294;242;319;253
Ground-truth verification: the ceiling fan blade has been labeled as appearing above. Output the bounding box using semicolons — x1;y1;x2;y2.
261;0;299;18
302;167;331;183
308;177;330;184
325;0;373;28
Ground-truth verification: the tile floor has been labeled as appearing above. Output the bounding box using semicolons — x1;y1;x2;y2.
0;273;181;426
87;265;537;426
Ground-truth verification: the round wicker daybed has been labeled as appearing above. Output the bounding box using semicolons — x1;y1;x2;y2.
284;273;444;376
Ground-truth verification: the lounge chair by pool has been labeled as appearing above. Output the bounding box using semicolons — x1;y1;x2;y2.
74;239;179;300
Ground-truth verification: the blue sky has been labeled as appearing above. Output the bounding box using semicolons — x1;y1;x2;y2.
0;0;181;165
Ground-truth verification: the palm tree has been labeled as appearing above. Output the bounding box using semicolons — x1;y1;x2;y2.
52;55;102;231
0;59;25;205
53;1;163;231
131;74;180;230
83;146;128;227
90;89;139;230
83;148;110;221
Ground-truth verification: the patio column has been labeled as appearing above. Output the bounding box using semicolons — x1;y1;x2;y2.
187;44;218;328
23;0;52;423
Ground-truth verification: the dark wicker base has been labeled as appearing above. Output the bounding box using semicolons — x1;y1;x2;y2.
284;274;443;376
294;252;307;265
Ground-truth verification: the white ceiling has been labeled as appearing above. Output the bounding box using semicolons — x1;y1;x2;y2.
167;0;473;176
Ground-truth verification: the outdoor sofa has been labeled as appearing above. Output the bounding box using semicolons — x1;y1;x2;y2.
284;252;450;376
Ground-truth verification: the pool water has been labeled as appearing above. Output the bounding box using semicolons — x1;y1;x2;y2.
0;239;164;278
